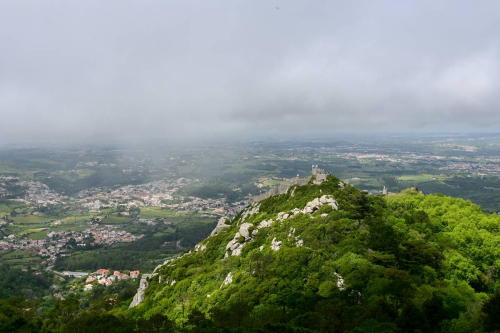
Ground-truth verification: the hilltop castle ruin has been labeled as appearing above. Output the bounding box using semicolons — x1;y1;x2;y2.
249;166;329;204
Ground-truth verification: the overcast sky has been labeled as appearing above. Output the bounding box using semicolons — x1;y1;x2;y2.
1;1;499;143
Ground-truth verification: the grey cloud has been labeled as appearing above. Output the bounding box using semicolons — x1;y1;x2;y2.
1;0;500;143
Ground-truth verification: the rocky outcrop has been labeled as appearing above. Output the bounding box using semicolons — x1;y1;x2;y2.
225;195;338;256
334;272;346;291
276;212;290;221
238;204;260;225
225;223;252;256
129;274;154;308
210;217;230;236
302;195;338;214
220;272;233;288
271;237;282;251
194;243;207;252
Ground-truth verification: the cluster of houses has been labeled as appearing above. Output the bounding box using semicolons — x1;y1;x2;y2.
76;178;248;219
77;178;190;213
83;269;140;291
0;225;144;267
16;180;64;205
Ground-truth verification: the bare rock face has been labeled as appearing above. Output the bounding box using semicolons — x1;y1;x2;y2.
210;217;230;236
271;237;282;251
220;272;233;288
238;204;260;226
302;195;339;214
239;223;253;240
320;195;339;210
226;233;241;252
194;243;208;252
276;212;290;221
334;272;346;291
129;274;154;308
258;219;274;229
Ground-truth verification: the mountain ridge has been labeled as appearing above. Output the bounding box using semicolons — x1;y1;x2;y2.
125;175;500;332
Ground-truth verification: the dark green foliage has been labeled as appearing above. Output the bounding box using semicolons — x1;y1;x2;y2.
482;293;500;331
0;264;53;299
4;176;500;332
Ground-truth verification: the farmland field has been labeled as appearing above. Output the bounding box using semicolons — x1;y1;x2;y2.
102;213;135;224
12;215;53;225
140;207;178;219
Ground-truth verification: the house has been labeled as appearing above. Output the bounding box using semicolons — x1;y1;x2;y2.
130;270;140;279
94;269;110;277
84;284;93;291
86;276;95;283
110;271;129;281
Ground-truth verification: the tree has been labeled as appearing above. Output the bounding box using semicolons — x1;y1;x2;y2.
482;293;500;331
136;313;175;333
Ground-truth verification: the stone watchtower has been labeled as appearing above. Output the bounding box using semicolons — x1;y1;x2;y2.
312;165;328;184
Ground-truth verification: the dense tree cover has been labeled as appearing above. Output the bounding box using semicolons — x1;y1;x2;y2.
0;264;53;299
4;176;500;332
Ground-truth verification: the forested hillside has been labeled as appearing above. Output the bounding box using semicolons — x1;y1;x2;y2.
4;175;500;332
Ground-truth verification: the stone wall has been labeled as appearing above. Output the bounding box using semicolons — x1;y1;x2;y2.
249;168;330;204
249;175;313;204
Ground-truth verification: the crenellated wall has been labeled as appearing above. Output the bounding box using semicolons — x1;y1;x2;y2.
249;168;328;204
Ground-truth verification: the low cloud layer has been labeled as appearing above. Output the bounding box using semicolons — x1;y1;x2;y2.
1;1;499;143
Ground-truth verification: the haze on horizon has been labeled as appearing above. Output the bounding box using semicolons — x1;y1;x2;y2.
1;0;500;144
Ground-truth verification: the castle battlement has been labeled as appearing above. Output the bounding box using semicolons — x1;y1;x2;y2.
249;167;329;204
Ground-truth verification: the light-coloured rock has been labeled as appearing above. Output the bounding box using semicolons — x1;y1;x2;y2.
271;237;282;251
258;219;274;229
239;204;260;225
334;272;346;291
195;243;207;252
309;198;320;208
226;238;239;251
259;245;264;251
210;217;231;236
129;274;153;308
171;280;176;286
303;206;313;214
239;223;253;240
221;272;233;287
321;213;329;218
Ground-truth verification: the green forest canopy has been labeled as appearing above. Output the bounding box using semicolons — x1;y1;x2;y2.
4;175;500;332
